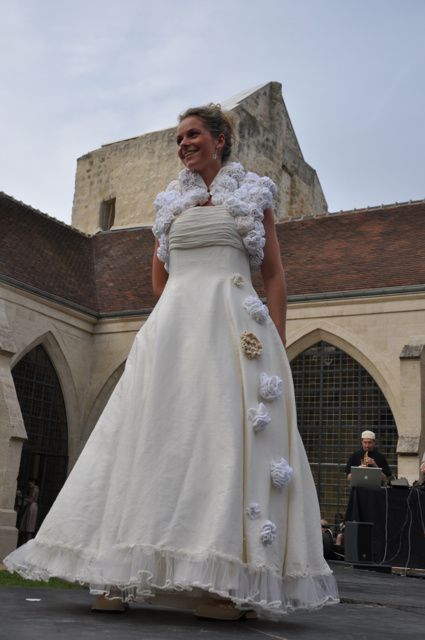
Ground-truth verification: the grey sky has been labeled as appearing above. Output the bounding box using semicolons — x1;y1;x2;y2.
1;0;424;224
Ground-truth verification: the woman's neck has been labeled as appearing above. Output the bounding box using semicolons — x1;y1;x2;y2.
198;163;222;190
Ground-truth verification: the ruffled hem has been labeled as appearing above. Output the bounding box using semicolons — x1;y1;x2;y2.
4;540;339;619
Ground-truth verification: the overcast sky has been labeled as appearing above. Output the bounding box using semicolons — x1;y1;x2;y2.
1;0;424;224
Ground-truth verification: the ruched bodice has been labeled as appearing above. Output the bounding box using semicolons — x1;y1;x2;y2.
169;206;245;253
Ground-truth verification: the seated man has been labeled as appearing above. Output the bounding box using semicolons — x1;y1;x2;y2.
345;430;392;482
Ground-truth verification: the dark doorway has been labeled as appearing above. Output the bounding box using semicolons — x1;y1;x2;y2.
12;345;68;538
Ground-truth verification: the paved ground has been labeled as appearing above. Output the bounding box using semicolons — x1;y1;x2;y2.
1;563;424;640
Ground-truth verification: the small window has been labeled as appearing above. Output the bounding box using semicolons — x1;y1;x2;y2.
99;198;116;231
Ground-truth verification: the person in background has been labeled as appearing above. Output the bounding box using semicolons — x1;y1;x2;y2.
345;430;392;482
18;478;39;544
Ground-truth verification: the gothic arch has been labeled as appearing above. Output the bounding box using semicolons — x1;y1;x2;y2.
287;325;399;425
289;338;398;521
82;361;126;444
11;331;79;430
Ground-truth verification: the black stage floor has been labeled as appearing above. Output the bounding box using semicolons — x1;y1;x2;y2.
1;562;424;640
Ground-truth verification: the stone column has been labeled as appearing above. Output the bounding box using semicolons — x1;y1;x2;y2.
0;302;27;559
397;337;425;482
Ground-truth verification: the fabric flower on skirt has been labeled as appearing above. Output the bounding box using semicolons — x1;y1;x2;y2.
270;457;293;488
259;372;283;401
260;520;277;545
248;403;271;433
243;296;269;324
231;273;245;287
240;332;262;359
246;502;262;520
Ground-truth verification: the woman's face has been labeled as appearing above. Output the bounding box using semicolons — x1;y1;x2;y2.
176;116;221;176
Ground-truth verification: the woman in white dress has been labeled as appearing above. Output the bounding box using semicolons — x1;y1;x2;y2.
4;104;338;620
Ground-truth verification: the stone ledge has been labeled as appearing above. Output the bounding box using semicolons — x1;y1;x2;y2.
397;435;420;454
400;336;425;359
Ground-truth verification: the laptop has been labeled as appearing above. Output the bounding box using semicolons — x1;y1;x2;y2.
350;466;382;489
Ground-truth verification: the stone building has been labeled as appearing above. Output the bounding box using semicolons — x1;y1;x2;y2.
72;82;327;233
1;82;425;558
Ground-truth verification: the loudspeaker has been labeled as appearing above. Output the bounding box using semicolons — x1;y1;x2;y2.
344;521;373;563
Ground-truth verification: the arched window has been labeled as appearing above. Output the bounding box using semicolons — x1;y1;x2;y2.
12;345;68;535
290;341;398;523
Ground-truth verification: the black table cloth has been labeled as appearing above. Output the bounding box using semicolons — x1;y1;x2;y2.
345;486;425;568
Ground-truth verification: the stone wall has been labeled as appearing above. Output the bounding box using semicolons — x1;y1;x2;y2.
71;82;327;233
0;283;143;556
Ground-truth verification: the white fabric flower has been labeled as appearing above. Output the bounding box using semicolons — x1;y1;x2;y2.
157;235;169;265
260;520;277;545
270;458;293;488
224;196;251;217
259;372;283;401
246;502;262;520
234;215;256;235
248;403;271;433
231;273;245;287
243;296;269;324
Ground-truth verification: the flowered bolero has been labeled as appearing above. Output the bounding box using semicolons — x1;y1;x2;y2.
152;162;277;272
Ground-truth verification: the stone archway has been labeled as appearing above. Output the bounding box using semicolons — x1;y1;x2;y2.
12;345;68;537
290;340;398;523
81;361;125;445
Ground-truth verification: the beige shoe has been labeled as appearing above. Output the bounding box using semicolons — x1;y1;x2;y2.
91;595;129;613
194;599;257;621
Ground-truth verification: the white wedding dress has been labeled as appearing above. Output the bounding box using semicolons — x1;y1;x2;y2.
4;205;338;618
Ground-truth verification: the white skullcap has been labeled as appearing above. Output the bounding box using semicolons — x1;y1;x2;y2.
361;430;375;439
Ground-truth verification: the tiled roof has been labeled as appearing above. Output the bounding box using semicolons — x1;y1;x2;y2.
1;193;424;317
0;192;96;312
278;201;425;297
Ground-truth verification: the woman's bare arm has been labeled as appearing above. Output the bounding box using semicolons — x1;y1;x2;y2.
152;239;169;297
260;208;287;346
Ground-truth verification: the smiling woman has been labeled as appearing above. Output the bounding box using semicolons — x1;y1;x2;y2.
176;104;234;190
4;103;339;622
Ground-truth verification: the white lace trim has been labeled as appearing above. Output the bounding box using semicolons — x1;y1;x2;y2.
4;539;338;619
153;162;277;272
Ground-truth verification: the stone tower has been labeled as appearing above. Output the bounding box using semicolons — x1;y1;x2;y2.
71;82;327;234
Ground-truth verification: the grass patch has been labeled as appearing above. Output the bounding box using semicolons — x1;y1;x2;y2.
0;569;82;589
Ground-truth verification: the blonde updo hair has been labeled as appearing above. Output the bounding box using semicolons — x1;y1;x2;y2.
178;103;235;162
